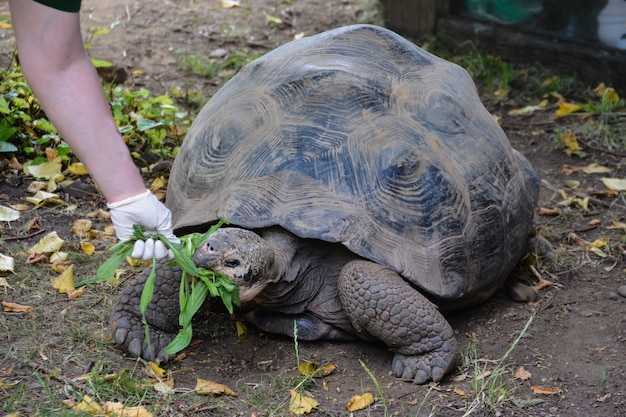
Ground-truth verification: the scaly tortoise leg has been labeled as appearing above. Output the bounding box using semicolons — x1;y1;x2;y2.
338;260;458;384
110;260;182;362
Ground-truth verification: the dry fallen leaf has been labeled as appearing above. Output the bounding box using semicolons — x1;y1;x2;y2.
555;101;584;118
538;207;561;216
71;219;93;237
289;389;318;415
72;395;103;414
236;320;248;339
601;177;626;191
0;253;15;272
588;237;607;249
80;242;96;256
147;361;167;378
28;231;65;254
0;205;20;222
67;162;89;176
531;385;559;395
582;163;613;174
149;176;168;191
52;264;75;294
514;366;532;381
346;392;375;411
299;362;337;377
25;190;65;207
606;220;626;232
507;99;548;116
103;401;153;417
0;277;16;291
194;378;236;396
2;301;34;312
23;157;63;180
561;132;581;155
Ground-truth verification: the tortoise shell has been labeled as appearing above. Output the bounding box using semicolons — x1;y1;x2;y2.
167;24;539;309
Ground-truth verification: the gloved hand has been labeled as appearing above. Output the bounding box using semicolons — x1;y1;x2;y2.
107;189;180;261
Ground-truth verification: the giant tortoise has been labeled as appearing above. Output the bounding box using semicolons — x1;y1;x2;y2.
111;24;539;384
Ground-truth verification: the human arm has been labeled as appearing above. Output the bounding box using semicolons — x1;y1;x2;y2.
9;0;178;258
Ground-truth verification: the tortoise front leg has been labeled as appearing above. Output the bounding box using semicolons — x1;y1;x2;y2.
338;260;458;384
110;260;182;362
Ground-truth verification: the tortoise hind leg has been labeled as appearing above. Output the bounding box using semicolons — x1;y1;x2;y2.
338;260;458;384
110;259;182;362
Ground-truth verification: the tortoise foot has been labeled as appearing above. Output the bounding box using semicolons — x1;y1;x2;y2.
392;338;457;384
110;260;182;362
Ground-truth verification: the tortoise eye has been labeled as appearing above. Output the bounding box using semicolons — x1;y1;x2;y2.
225;259;241;268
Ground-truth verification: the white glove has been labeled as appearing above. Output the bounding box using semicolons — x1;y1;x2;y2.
107;189;180;261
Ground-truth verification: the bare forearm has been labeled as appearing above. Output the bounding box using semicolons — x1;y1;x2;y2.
9;0;145;202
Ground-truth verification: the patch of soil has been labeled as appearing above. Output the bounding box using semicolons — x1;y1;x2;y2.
0;0;624;416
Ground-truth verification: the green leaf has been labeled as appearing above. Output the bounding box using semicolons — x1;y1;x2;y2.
139;262;157;314
0;96;10;114
165;325;193;355
91;57;114;68
75;243;133;287
0;141;17;153
136;117;163;131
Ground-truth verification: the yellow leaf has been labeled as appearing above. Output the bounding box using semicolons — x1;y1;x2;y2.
50;252;69;264
0;205;21;221
514;366;532;380
23;157;63;180
28;231;65;254
194;378;236;396
2;301;33;312
103;401;153;417
25;190;64;207
235;320;248;339
67;287;86;299
149;176;167;191
0;22;12;29
582;163;612;174
531;385;559;395
147;361;167;378
561;132;581;155
346;392;375;411
71;219;93;237
601;177;626;191
80;242;96;256
0;253;15;272
555;101;584;118
67;162;89;176
603;87;619;103
588;237;607;249
299;362;318;376
10;203;30;211
289;389;318;414
52;264;75;294
72;395;103;414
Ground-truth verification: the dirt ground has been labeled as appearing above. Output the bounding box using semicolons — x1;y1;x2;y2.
0;0;625;416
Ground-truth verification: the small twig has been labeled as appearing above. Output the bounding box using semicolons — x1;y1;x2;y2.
27;361;94;396
577;137;626;158
2;229;46;241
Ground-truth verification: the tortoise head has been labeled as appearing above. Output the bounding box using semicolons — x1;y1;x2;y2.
192;227;274;302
